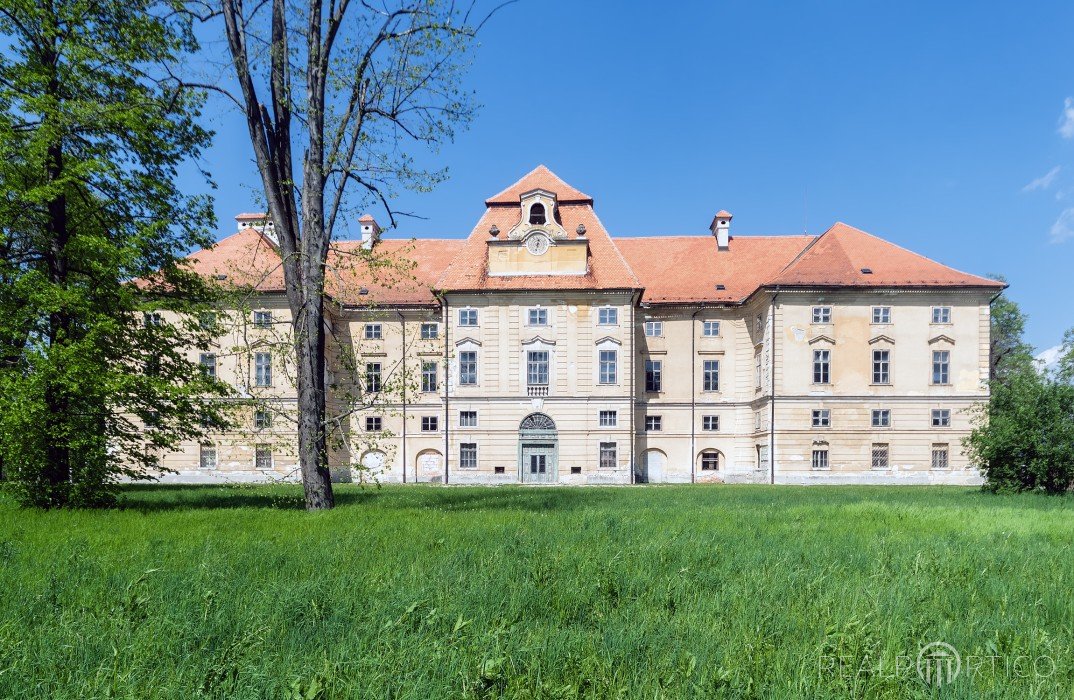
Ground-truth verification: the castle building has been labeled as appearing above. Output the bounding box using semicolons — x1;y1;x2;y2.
166;166;1003;485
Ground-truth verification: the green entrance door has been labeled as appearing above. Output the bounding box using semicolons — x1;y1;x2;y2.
522;443;555;483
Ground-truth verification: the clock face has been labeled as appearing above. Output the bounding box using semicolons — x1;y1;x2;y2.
526;234;549;256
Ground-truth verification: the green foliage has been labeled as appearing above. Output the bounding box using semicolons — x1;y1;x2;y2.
0;485;1071;697
0;0;232;507
985;276;1035;384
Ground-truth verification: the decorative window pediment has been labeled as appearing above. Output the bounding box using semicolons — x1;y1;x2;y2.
868;334;895;345
521;335;556;347
928;334;955;346
808;334;836;345
455;337;482;347
594;336;622;346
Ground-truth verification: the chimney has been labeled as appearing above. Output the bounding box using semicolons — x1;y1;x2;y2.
359;214;381;250
235;212;277;245
710;210;732;250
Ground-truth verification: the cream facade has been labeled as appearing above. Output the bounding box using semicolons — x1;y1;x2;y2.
162;166;1002;485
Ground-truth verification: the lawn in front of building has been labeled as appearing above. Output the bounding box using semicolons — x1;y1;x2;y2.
0;484;1070;698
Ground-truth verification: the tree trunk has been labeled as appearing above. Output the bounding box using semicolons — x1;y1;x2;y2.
294;289;334;510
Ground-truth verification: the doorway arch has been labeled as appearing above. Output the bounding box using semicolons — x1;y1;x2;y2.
641;448;667;483
415;448;443;484
518;412;557;483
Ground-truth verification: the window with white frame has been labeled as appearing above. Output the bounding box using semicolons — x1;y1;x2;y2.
812;306;832;324
931;444;950;470
199;312;218;332
644;320;663;337
811;409;831;428
365;362;382;392
871;409;890;427
872;349;890;384
811;448;829;470
255;444;272;470
458;350;477;385
199;443;217;469
931;409;951;427
200;353;217;379
932;350;950;385
364;323;382;340
599;410;617;427
812;349;831;384
420;322;439;339
421;361;438;393
645;415;662;432
755;315;763;335
702;415;720;431
254;409;272;430
872;306;891;324
700;451;720;471
871;443;889;469
702;359;720;391
598;307;618;325
645;359;662;392
459;443;477;468
144;312;163;327
421;416;438;432
365;416;382;431
932;306;951;324
599;442;617;469
458;308;478;326
527;308;548;326
598;349;617;384
526;350;549;386
254;352;272;387
702;320;721;337
253;310;273;327
757;445;770;470
755;351;762;388
754;410;763;431
459;410;477;427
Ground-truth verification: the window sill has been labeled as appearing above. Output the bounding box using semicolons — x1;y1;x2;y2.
870;383;892;387
810;467;831;472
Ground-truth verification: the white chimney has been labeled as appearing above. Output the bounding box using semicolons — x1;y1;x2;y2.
235;212;277;245
709;210;732;250
359;214;381;250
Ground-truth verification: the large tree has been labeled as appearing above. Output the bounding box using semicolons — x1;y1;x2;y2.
215;0;502;509
986;274;1035;384
0;0;231;507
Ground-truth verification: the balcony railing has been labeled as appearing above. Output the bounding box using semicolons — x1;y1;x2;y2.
527;385;549;397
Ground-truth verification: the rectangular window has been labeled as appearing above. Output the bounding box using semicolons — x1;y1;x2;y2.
932;350;950;385
253;310;272;327
459;410;478;427
755;351;763;389
421;416;438;432
420;322;439;339
364;323;382;340
700;452;720;471
702;415;720;431
811;409;831;428
872;306;891;324
599;442;617;469
755;315;763;335
599;410;617;427
598;349;617;384
872;349;890;384
527;308;548;326
144;312;163;327
199;444;216;469
645;359;662;392
932;306;951;324
254;409;272;430
812;349;831;384
199;312;217;331
702;320;721;337
812;306;832;324
758;445;770;469
702;359;720;392
811;449;829;470
254;352;272;387
871;443;890;470
365;362;382;393
458;351;477;385
255;444;272;470
527;350;549;386
931;444;950;470
200;353;217;379
458;308;478;326
645;415;662;432
644;321;663;337
421;361;438;393
365;416;382;432
459;443;477;469
871;409;890;427
931;409;951;427
598;307;618;325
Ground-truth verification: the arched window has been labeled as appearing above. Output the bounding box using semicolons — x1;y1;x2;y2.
520;412;555;431
529;203;546;225
700;450;720;471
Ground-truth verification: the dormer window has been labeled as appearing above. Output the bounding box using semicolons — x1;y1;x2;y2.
529;203;546;225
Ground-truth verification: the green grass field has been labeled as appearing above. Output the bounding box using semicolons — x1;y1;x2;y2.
0;485;1071;699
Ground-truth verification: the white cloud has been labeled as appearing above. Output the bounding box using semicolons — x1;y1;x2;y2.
1022;165;1061;192
1059;97;1074;138
1049;208;1074;243
1035;345;1063;373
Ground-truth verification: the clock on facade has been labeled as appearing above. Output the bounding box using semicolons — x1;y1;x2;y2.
526;234;549;256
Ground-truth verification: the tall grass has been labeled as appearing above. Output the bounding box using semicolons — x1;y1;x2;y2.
0;485;1070;698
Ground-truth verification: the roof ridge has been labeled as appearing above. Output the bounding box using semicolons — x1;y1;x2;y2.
829;221;997;284
766;223;836;281
587;206;641;288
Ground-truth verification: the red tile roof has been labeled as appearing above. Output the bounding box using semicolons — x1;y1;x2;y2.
484;165;593;205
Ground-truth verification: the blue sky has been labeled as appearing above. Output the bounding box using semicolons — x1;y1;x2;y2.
185;0;1074;351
